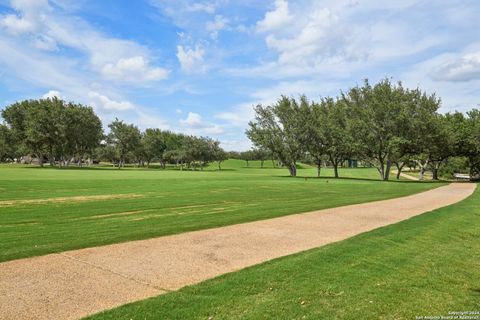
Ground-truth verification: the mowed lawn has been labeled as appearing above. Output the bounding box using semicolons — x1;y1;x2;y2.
0;160;442;262
88;184;480;320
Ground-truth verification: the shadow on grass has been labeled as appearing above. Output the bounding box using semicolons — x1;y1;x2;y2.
18;165;238;173
470;288;480;295
276;175;448;184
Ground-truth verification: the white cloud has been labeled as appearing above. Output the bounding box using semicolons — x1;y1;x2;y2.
42;90;61;99
186;2;216;14
101;56;169;82
219;138;252;152
0;0;169;85
0;14;36;34
206;15;228;39
244;0;450;79
180;112;224;135
0;0;49;34
88;91;136;111
398;53;480;113
256;0;293;33
135;111;170;130
216;103;255;128
180;112;203;127
176;45;206;73
430;52;480;82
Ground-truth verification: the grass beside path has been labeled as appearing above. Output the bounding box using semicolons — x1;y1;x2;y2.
88;184;479;320
0;160;442;262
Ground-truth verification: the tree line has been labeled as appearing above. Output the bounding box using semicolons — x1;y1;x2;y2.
246;79;480;181
0;98;227;170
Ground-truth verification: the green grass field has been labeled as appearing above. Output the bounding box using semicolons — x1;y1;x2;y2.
88;183;479;320
0;160;442;262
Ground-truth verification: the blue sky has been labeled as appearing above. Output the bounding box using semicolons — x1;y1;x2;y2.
1;0;479;150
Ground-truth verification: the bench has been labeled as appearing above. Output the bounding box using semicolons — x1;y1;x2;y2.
453;173;470;181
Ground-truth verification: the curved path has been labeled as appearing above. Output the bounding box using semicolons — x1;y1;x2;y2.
0;183;475;320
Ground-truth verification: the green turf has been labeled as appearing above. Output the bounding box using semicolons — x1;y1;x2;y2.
0;160;442;262
87;184;479;320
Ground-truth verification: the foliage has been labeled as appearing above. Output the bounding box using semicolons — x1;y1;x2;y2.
246;96;305;176
1;98;103;166
247;79;479;181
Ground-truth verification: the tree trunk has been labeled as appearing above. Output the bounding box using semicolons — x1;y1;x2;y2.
333;163;339;178
261;160;264;168
246;160;249;167
376;160;385;180
395;162;405;180
271;159;275;167
416;160;428;181
218;161;221;170
432;167;439;180
316;162;321;177
288;164;297;177
383;160;392;181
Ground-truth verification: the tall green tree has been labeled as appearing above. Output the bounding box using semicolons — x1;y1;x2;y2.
0;124;11;161
460;109;480;180
321;98;355;178
343;79;432;180
297;96;326;177
141;128;166;167
246;96;304;177
107;119;141;168
64;103;103;166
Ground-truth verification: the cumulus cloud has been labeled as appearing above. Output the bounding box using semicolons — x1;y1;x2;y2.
180;112;203;127
0;0;49;34
88;91;136;111
256;0;293;33
42;90;62;99
176;45;206;73
0;0;169;84
216;103;255;128
135;111;170;130
101;56;169;82
0;14;36;34
206;15;228;39
180;112;224;135
430;52;480;82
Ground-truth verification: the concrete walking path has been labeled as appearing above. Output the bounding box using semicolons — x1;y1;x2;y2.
0;183;475;320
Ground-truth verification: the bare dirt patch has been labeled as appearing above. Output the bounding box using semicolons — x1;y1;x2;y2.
0;194;144;207
71;210;149;221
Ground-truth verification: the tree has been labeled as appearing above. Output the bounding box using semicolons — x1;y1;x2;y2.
296;96;326;177
343;79;430;180
246;96;304;177
64;102;103;166
1;98;103;166
252;148;269;168
211;141;227;170
405;92;446;181
141;129;166;167
239;150;255;167
107;119;141;168
459;109;480;181
0;124;11;161
321;98;355;178
1;100;30;161
427;114;457;180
